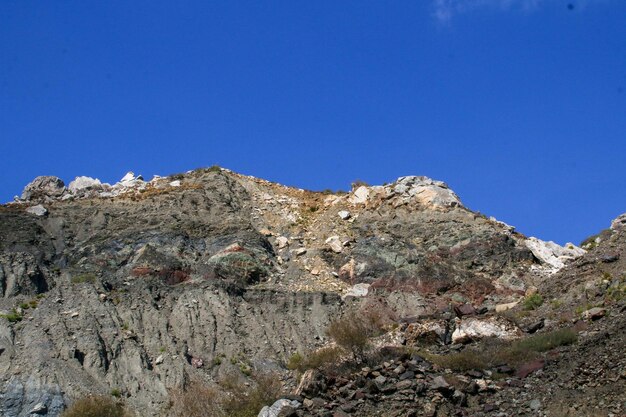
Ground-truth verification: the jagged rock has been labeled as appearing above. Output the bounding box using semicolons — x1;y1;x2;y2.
338;210;351;220
257;399;301;417
21;176;65;201
68;176;103;193
349;186;370;204
454;303;476;317
325;236;343;253
391;176;462;208
274;237;288;250
582;307;606;321
1;376;65;417
29;402;47;414
118;172;144;187
611;213;626;230
525;237;585;271
25;205;47;217
452;317;522;344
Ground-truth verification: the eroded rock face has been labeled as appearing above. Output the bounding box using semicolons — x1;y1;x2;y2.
0;167;592;416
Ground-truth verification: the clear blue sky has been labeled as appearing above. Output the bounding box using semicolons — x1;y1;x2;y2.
1;0;625;245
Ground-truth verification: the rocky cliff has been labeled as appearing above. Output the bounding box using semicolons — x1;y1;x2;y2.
1;166;616;417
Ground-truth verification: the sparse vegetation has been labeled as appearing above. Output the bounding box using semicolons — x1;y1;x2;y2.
522;293;544;310
423;328;577;372
169;372;281;417
286;346;343;373
0;309;23;323
71;273;97;284
61;395;129;417
327;313;371;361
110;388;121;398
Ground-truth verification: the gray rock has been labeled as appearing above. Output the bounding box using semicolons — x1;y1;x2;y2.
25;205;47;217
21;176;65;201
529;399;541;410
257;399;301;417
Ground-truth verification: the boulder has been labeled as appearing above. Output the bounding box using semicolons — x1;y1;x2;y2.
611;213;626;230
392;176;461;208
342;283;370;300
257;399;301;417
68;176;103;193
349;186;370;204
275;236;289;249
21;176;65;201
525;237;585;271
452;316;522;344
582;307;606;321
325;236;343;253
338;210;351;220
25;205;48;217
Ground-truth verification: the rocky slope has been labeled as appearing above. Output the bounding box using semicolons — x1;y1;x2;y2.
0;167;605;416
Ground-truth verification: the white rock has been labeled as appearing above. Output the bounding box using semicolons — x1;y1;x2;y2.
342;283;370;300
169;180;181;187
293;248;307;257
338;210;351;220
495;301;519;312
452;317;522;344
325;236;343;253
155;355;164;365
68;176;102;193
525;237;585;271
258;399;301;417
349;186;370;204
25;205;48;216
118;172;144;187
275;236;289;249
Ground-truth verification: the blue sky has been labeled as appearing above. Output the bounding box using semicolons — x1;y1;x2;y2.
1;0;624;245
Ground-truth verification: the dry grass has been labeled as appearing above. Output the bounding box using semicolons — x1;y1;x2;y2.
168;372;282;417
286;346;343;373
327;313;371;361
61;395;131;417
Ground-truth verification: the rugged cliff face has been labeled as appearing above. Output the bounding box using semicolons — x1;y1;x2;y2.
0;167;594;416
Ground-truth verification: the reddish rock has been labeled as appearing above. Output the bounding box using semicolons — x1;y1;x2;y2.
516;359;545;378
454;303;476;317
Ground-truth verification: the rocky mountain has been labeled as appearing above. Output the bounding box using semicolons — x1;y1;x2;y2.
0;166;621;417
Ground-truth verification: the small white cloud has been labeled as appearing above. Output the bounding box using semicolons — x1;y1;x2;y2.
433;0;604;22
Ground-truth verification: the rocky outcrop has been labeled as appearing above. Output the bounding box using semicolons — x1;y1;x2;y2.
0;167;599;416
524;237;585;272
21;177;65;202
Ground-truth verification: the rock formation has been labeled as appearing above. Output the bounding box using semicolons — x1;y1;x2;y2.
1;166;620;417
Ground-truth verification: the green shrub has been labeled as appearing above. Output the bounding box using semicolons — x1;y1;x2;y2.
71;273;97;284
514;328;577;352
0;309;23;323
522;293;543;310
110;389;121;398
61;395;129;417
424;328;577;372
